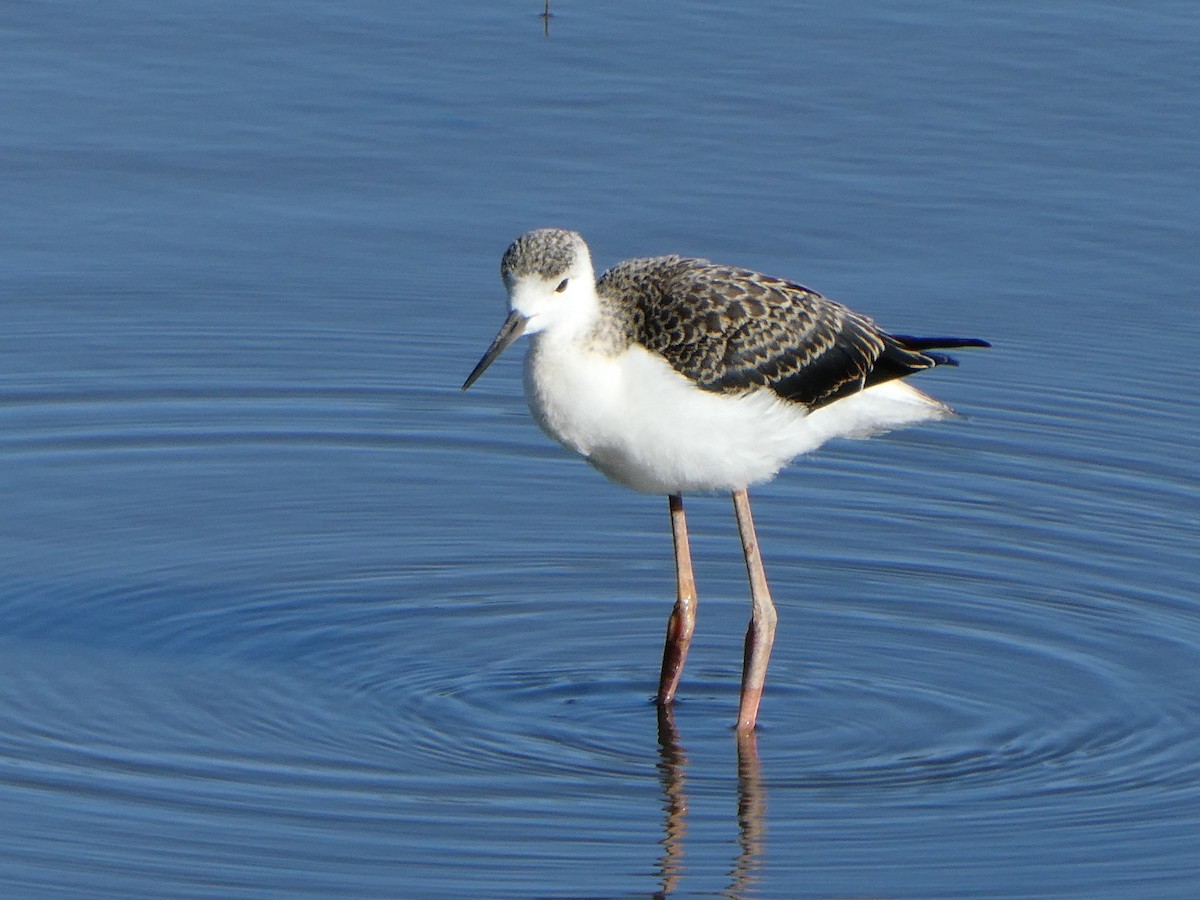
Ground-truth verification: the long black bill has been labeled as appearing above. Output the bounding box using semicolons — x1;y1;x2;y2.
461;310;529;391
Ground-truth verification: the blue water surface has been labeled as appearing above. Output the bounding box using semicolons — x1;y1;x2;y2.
1;1;1198;897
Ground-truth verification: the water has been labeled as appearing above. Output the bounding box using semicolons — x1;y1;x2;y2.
2;1;1198;896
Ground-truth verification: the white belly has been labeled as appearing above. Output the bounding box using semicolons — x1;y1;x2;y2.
524;335;952;494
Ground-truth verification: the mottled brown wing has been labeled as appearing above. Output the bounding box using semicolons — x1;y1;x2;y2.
599;257;936;410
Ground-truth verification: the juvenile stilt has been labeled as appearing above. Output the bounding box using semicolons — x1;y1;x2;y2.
732;488;777;732
657;493;696;705
462;227;989;729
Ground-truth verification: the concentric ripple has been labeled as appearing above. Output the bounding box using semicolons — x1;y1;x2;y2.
2;288;1198;898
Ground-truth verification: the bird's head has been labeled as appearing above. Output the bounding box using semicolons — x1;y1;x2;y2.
463;228;597;390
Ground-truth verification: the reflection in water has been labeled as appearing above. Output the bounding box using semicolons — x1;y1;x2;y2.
730;729;767;898
655;706;689;897
655;707;768;897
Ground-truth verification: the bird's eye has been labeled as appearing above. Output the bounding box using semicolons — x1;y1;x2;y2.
554;278;569;293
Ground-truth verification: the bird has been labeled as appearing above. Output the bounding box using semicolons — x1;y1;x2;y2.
462;228;989;731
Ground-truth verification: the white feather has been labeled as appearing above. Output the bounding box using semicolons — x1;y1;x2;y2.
525;335;952;494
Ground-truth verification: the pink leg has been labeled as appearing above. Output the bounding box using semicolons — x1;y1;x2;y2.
732;487;777;732
657;493;697;706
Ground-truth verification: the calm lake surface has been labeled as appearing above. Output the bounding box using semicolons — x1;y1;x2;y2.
2;1;1198;896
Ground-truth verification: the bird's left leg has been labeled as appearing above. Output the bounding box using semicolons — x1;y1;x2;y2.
732;487;777;732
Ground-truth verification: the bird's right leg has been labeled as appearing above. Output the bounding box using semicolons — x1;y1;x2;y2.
657;493;697;705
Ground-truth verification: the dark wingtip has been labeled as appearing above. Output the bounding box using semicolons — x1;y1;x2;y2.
889;335;991;369
894;335;992;350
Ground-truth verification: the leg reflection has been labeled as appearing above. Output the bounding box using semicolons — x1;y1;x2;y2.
655;707;770;898
655;704;688;897
729;728;767;896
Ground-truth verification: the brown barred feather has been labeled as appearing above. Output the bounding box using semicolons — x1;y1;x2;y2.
595;256;963;411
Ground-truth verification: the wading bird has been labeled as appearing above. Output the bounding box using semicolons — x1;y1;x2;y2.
463;228;988;731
